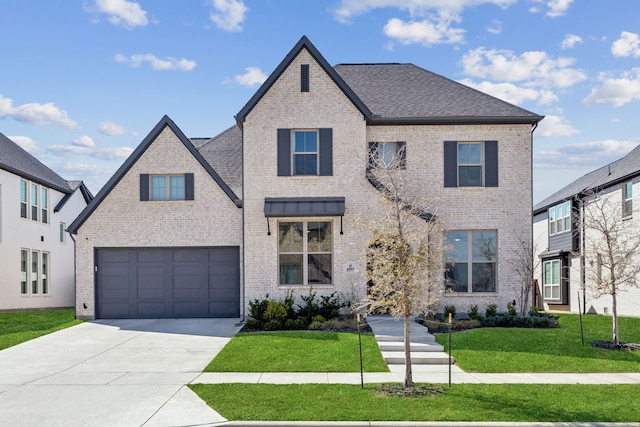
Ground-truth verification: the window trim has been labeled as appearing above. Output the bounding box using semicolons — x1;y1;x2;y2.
278;220;333;286
444;230;497;293
623;181;633;219
457;142;484;187
30;182;38;221
543;259;561;302
549;200;571;236
41;186;48;224
20;179;28;219
291;130;319;176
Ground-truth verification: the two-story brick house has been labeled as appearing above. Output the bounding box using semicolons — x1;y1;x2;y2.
69;36;542;320
533;144;640;317
0;132;92;311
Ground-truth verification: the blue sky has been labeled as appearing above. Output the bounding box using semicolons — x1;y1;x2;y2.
1;0;639;204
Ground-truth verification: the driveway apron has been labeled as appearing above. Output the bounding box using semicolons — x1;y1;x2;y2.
0;318;242;427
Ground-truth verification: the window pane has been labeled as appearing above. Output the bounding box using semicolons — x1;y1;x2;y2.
170;176;185;200
459;166;482;186
564;216;571;231
278;222;303;252
308;254;331;284
445;231;468;261
472;231;496;261
472;263;495;292
458;143;482;164
42;253;48;294
20;180;27;203
293;154;317;175
445;262;468;292
151;176;166;200
21;250;28;294
563;201;570;217
31;183;37;205
308;222;331;252
294;131;317;152
379;143;396;168
279;254;303;285
60;223;65;243
31;251;38;294
551;260;559;284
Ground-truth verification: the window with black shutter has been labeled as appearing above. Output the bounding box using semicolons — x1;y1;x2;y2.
443;141;498;187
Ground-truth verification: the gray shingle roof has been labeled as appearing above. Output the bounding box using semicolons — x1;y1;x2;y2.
193;125;242;197
0;132;71;193
533;144;640;213
334;63;543;124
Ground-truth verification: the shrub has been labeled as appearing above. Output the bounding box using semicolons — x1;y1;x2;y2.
467;304;481;320
485;303;498;318
284;318;306;330
297;290;345;322
264;320;282;331
480;312;559;328
312;315;326;323
244;318;262;330
248;294;270;323
264;300;288;323
507;301;517;316
444;305;456;321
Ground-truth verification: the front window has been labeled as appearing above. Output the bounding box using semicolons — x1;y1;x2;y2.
279;221;332;285
543;259;561;301
458;143;483;186
151;175;185;200
30;183;38;221
20;180;28;218
20;249;28;294
31;250;39;294
445;230;497;292
549;200;571;235
292;130;318;176
42;253;49;294
41;187;48;224
623;181;633;218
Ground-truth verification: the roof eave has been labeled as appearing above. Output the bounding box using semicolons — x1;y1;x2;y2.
367;115;544;126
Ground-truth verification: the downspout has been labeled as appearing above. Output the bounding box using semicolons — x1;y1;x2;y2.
580;197;586;314
69;231;78;319
530;122;538;312
239;121;246;322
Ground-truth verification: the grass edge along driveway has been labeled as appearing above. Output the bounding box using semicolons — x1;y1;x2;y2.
0;308;82;350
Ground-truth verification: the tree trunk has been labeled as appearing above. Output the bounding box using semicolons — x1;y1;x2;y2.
612;292;619;345
404;313;413;388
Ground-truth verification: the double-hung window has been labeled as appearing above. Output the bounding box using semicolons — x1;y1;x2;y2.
368;141;406;170
277;128;333;176
623;181;633;218
457;143;483;186
20;249;50;295
140;174;193;201
445;230;497;293
41;187;48;224
20;180;28;218
543;259;561;302
444;141;498;187
30;183;38;221
278;221;332;286
293;131;318;176
549;200;571;235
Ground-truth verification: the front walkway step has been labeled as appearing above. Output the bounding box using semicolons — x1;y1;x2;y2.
381;351;452;365
378;341;444;352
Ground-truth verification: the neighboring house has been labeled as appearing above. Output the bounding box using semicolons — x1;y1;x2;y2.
0;132;92;311
69;36;543;320
533;144;640;317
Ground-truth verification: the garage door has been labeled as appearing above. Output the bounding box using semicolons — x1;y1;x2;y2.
95;247;240;319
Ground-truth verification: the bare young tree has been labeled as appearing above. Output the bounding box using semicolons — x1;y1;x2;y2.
511;236;541;316
583;191;640;344
360;148;446;388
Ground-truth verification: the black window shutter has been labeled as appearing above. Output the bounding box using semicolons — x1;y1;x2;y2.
319;128;333;176
277;129;291;176
140;174;149;201
368;142;378;168
185;173;194;200
443;141;458;187
484;140;498;187
301;64;309;92
396;141;406;169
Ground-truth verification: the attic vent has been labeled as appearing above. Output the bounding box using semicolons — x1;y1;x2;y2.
301;64;309;92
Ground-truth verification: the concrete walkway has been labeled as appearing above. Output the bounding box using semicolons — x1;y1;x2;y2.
0;318;243;427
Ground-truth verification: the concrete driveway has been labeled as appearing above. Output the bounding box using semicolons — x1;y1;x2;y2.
0;318;243;427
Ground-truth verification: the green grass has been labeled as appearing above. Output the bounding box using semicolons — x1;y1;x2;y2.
435;313;640;372
0;308;82;350
204;330;388;372
190;383;640;422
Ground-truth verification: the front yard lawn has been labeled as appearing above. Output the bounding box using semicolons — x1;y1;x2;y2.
190;383;640;422
435;313;640;373
205;330;388;372
0;308;82;350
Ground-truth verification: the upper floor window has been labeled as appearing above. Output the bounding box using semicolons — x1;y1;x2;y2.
20;180;48;223
277;128;332;177
300;64;309;92
41;187;48;224
444;141;498;188
30;183;38;221
139;173;194;201
293;131;318;175
60;222;66;244
623;181;633;218
549;200;571;236
278;221;332;286
444;230;497;293
20;180;28;218
368;141;406;170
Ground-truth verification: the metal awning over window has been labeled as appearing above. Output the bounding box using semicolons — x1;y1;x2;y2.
264;197;345;217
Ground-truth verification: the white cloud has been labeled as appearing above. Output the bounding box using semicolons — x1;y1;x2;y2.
458;79;557;106
114;54;196;71
561;34;582;49
534;114;579;138
611;31;640;58
530;0;573;17
48;140;133;160
486;19;502;35
210;0;248;32
461;47;587;89
9;135;41;154
232;67;267;87
583;68;640;107
73;135;96;148
98;121;137;136
534;140;638;171
88;0;148;29
0;94;78;129
383;17;464;46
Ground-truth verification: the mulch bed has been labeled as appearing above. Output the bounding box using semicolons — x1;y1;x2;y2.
592;340;640;351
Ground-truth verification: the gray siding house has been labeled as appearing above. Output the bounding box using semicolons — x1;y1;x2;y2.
70;36;542;320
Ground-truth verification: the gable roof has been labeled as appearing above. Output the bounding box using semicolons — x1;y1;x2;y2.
193;125;242;197
68;115;241;234
54;181;94;213
334;63;543;125
0;132;71;193
235;35;372;125
533;143;640;214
